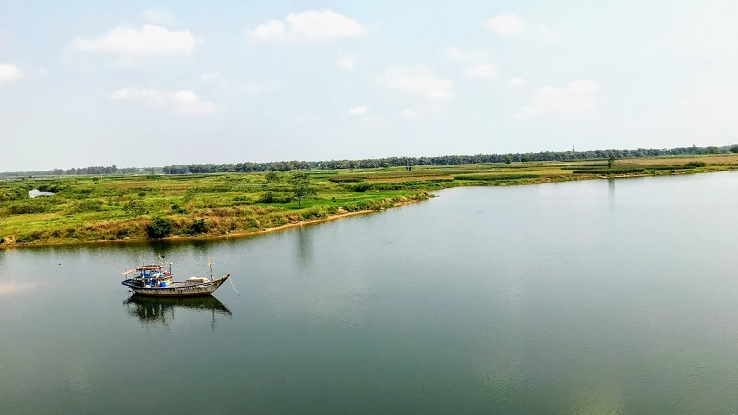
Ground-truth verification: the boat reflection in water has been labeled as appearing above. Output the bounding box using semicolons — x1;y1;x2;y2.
124;295;232;330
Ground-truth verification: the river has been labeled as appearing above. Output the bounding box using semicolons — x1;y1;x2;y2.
2;172;738;414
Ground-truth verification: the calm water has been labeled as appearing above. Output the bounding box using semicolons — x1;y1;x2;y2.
3;172;738;414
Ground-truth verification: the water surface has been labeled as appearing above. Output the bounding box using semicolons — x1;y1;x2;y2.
2;172;738;414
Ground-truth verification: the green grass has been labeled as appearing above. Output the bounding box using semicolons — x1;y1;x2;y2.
1;153;737;247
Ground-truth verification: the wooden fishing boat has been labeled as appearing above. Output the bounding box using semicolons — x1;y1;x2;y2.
121;260;230;297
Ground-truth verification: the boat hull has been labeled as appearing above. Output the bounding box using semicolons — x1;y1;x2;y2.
122;274;230;297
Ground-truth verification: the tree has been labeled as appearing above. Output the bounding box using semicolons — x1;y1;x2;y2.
265;171;279;183
504;155;512;164
607;153;616;170
288;172;315;207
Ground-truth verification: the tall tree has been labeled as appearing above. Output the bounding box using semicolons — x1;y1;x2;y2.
288;172;315;207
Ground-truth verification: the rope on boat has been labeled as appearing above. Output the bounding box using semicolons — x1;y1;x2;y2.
229;275;241;296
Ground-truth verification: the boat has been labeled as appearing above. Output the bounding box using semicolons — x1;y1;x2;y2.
121;258;230;297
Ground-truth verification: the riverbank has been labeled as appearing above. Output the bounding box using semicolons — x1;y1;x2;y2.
1;154;737;249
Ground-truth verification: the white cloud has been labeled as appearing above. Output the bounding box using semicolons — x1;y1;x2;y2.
465;63;498;80
401;109;419;119
0;64;23;83
336;55;357;71
383;65;453;102
249;9;366;44
539;26;561;42
508;77;527;86
486;14;524;36
111;87;217;115
200;71;223;83
349;106;368;115
74;24;195;57
522;79;598;116
446;46;488;61
142;9;176;26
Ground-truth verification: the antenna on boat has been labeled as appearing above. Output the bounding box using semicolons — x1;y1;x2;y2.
208;257;213;280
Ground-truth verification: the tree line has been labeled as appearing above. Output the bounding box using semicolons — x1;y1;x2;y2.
162;145;738;174
3;145;738;177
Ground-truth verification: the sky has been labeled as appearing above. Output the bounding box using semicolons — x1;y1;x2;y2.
1;0;738;171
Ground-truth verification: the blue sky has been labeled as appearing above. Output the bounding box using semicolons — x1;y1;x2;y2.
1;0;737;171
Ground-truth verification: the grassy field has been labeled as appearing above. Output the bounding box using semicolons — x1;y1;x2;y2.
1;153;737;248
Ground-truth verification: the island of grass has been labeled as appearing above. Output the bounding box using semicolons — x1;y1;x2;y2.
0;153;736;248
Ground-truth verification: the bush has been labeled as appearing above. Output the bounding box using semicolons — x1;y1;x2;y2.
189;218;207;234
352;183;372;192
16;230;45;243
684;161;706;168
146;217;172;239
124;201;147;215
8;200;51;214
258;191;291;203
0;187;27;201
37;183;65;193
69;200;103;213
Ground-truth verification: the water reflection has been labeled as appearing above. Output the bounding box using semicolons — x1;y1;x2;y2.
295;226;314;268
124;295;232;330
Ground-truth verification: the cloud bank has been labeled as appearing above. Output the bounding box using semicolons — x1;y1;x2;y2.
250;9;367;44
74;24;195;57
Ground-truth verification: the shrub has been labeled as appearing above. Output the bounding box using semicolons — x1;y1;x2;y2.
352;183;372;192
189;218;207;234
0;187;27;201
16;230;45;243
8;200;51;214
146;217;172;239
124;201;147;215
258;191;291;203
37;183;65;193
684;161;706;168
69;200;103;213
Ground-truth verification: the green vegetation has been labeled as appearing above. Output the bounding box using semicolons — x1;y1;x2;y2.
2;153;738;248
146;217;172;239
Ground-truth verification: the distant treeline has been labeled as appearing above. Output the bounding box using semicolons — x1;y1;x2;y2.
3;145;738;177
0;165;150;179
162;145;738;174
